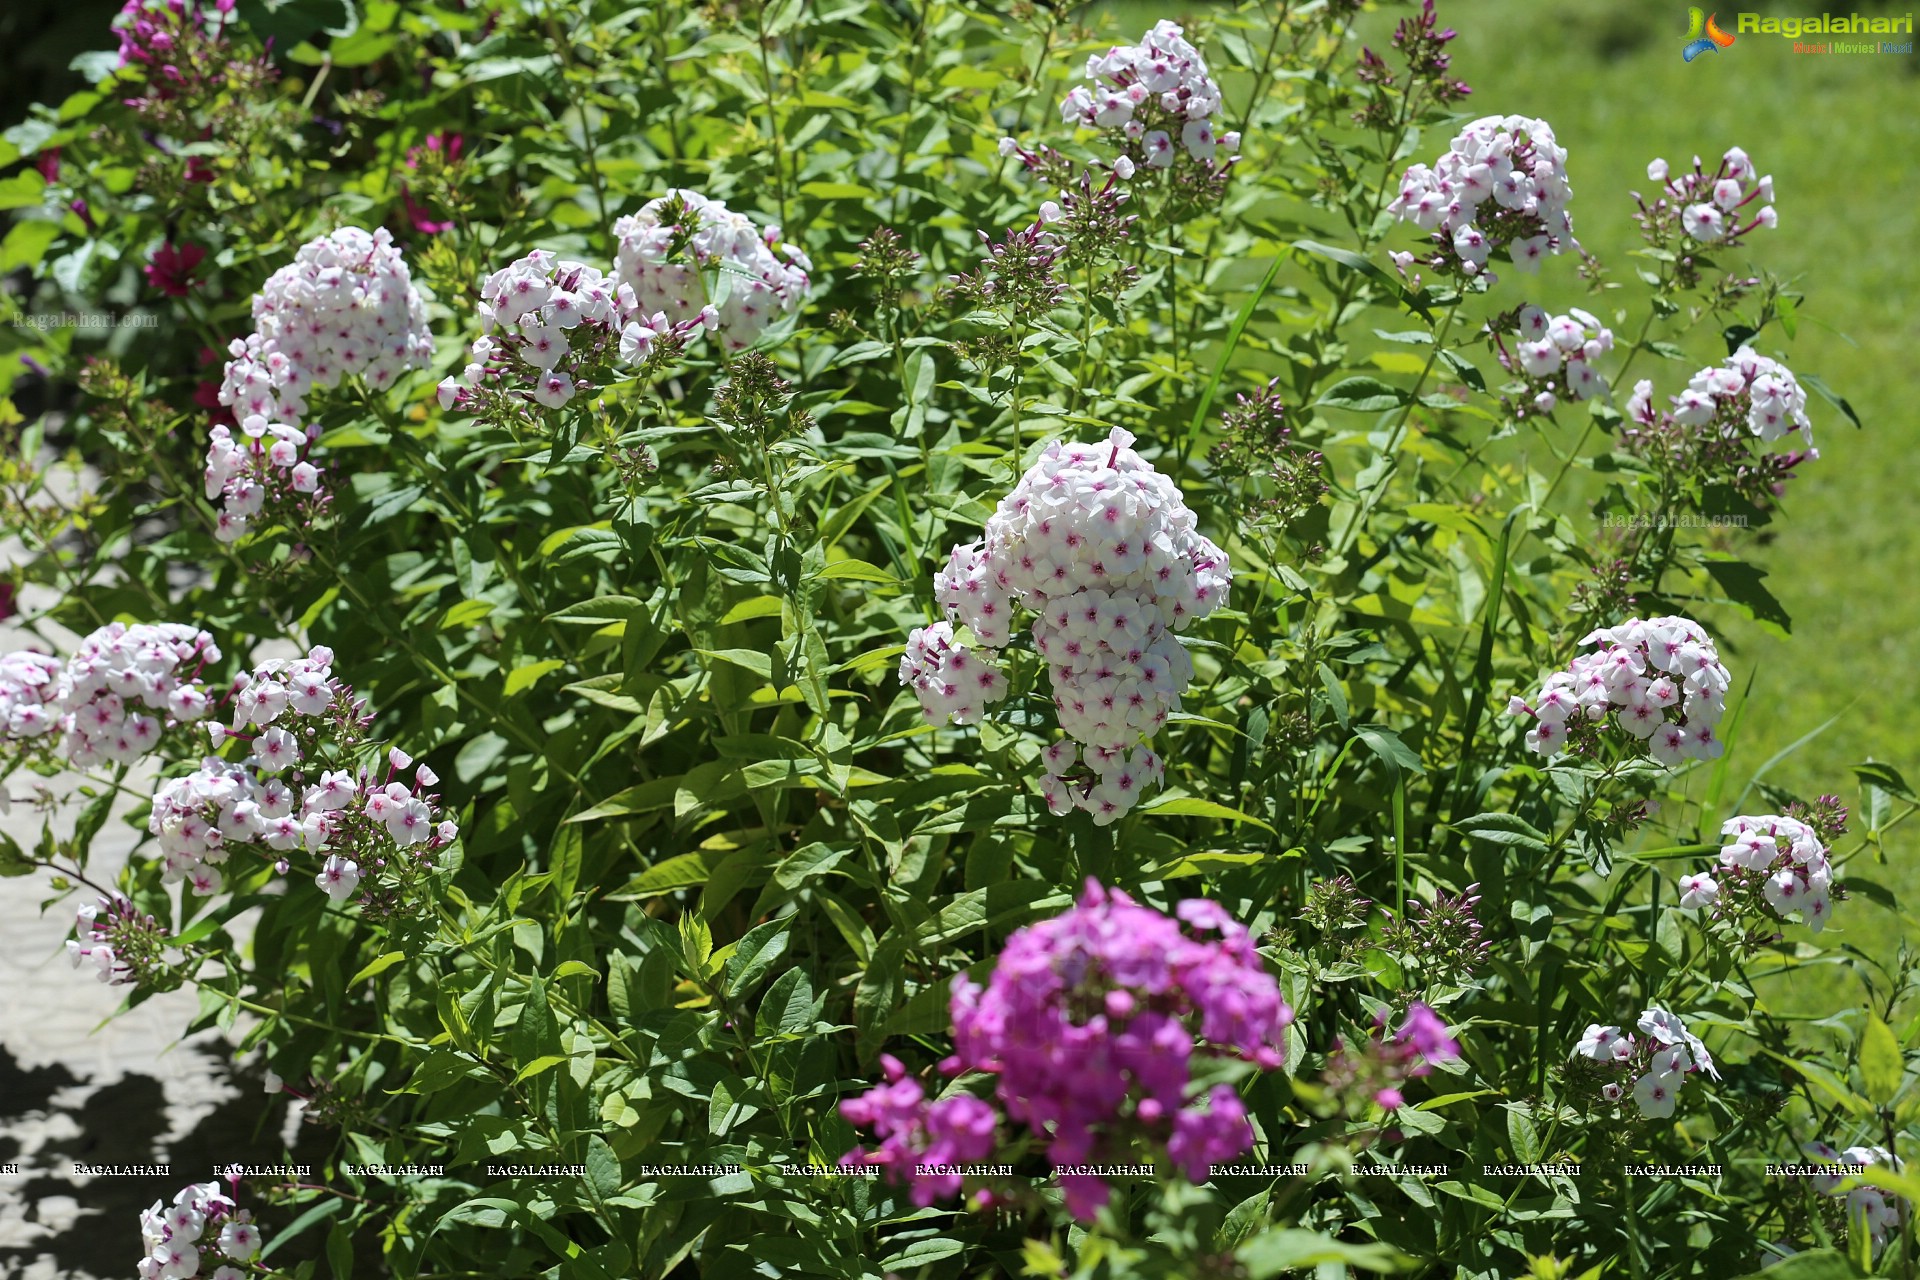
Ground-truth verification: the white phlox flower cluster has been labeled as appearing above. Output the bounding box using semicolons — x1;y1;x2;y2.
1801;1142;1903;1250
899;621;1009;726
1628;346;1814;455
1507;615;1730;765
1645;146;1776;245
1677;813;1835;932
1571;1005;1718;1119
909;427;1229;825
1056;21;1240;179
0;623;217;768
1388;114;1575;275
138;1179;262;1280
213;227;433;538
1506;304;1612;416
147;646;457;903
437;249;712;414
612;190;812;352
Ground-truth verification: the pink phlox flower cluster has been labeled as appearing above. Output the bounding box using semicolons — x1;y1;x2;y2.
138;1178;261;1280
438;249;712;414
1629;346;1813;456
1503;304;1612;416
214;227;432;537
915;427;1230;824
65;895;160;986
1571;1005;1717;1119
1685;813;1835;931
0;649;65;743
899;621;1009;726
1055;22;1241;179
1507;615;1730;764
114;0;234;71
1645;147;1777;246
837;1055;999;1207
612;190;812;352
1389;114;1575;276
932;880;1289;1220
147;647;456;903
1329;1001;1462;1111
1801;1141;1902;1250
0;623;218;767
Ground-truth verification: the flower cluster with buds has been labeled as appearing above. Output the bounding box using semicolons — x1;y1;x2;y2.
1800;1142;1904;1253
1207;378;1328;530
611;190;812;352
842;881;1289;1220
1055;22;1240;183
1569;1006;1719;1119
1321;1002;1463;1114
0;623;217;768
1379;884;1491;988
1388;114;1576;278
1352;1;1471;131
838;1059;999;1208
910;428;1231;823
1676;812;1838;937
213;227;433;540
138;1179;263;1280
436;249;712;418
1507;615;1731;765
945;216;1070;335
67;895;177;989
1496;304;1613;418
1637;147;1776;260
1628;347;1814;456
147;646;456;915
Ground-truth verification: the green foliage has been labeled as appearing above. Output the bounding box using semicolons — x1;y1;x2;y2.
1;0;1916;1277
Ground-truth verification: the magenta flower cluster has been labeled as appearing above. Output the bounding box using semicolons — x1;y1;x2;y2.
841;880;1290;1221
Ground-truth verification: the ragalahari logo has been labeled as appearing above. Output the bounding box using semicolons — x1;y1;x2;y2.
1682;8;1738;59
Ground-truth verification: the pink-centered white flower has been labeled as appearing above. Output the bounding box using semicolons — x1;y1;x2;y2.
909;428;1230;824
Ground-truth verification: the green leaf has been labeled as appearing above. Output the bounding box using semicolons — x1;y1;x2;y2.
1238;1227;1408;1276
549;822;584;910
1353;724;1425;776
504;659;566;695
440;598;495;630
585;1134;622;1202
1702;559;1792;637
1764;1050;1873;1117
721;919;791;998
1451;812;1551;857
325;1223;354;1280
1317;376;1409;413
513;975;562;1065
1860;1014;1904;1106
348;951;406;987
1136;794;1276;832
1184;252;1284;454
512;1054;570;1083
1725;1250;1865;1280
1293;239;1434;320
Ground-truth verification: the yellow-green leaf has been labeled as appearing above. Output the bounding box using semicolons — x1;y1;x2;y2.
349;951;406;987
1860;1013;1904;1106
504;659;565;696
